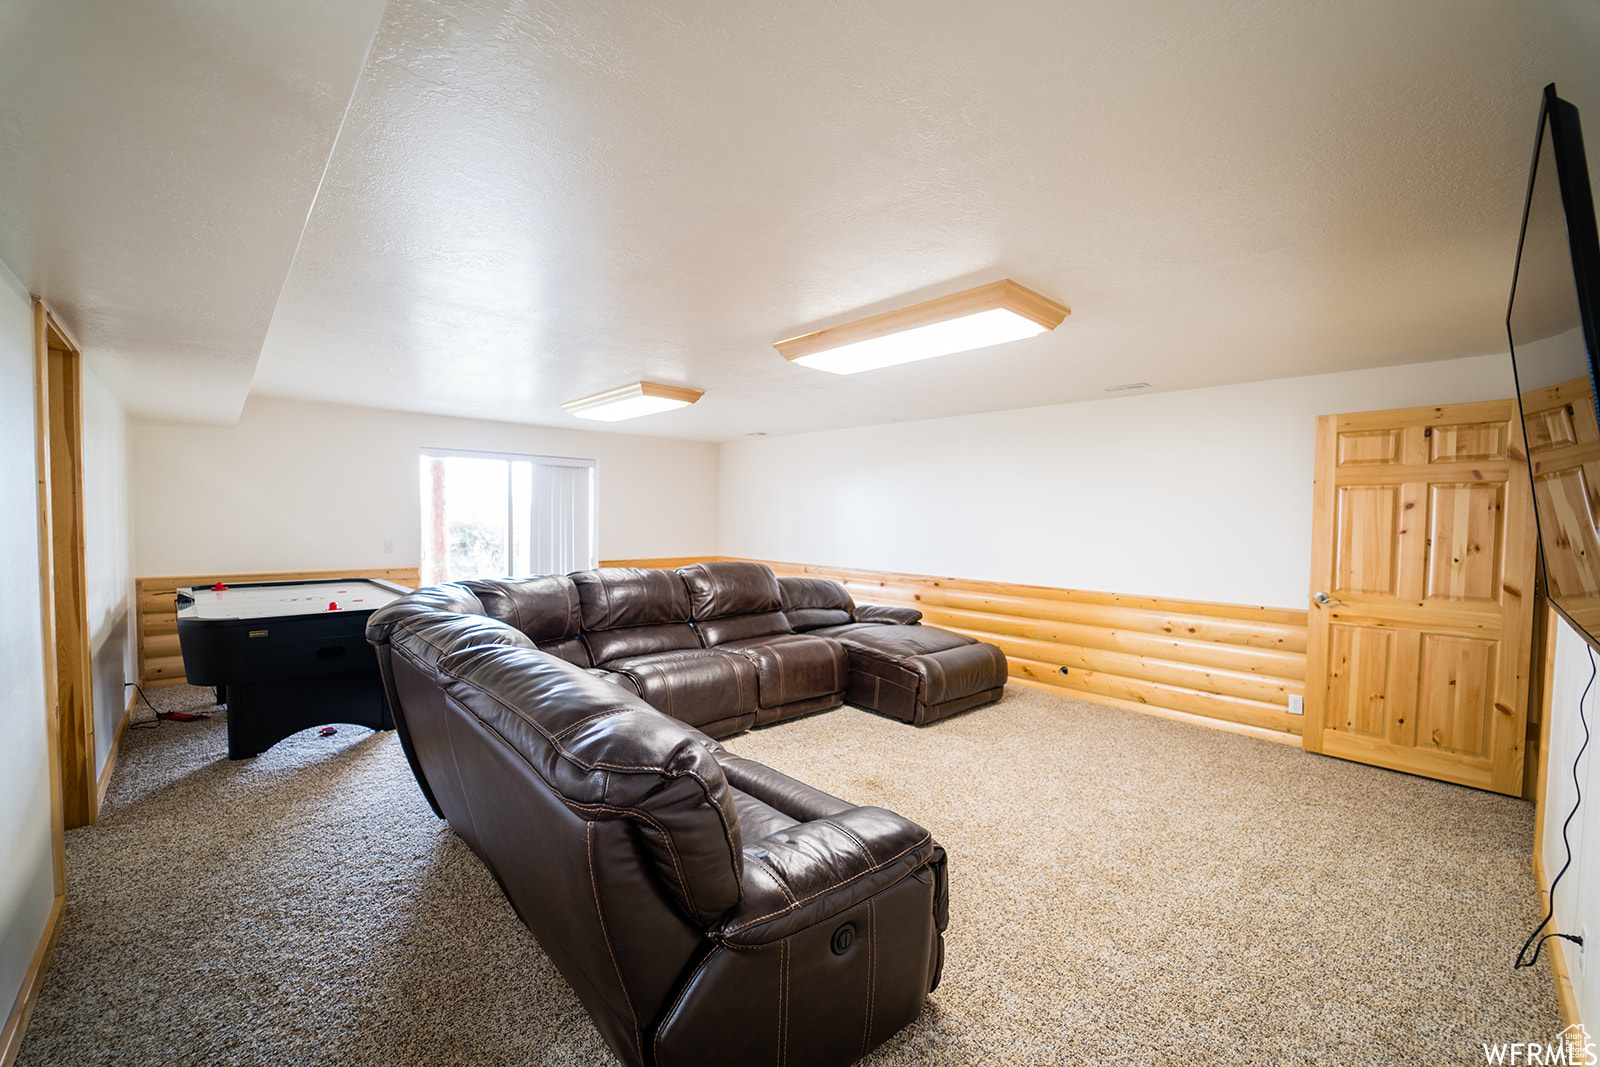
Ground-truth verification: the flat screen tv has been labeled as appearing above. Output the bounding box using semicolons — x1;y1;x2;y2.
1509;84;1600;649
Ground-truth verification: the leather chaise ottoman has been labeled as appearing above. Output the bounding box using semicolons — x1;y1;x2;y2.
779;576;1008;725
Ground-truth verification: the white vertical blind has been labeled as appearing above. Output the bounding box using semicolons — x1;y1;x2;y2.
419;449;596;582
531;459;596;575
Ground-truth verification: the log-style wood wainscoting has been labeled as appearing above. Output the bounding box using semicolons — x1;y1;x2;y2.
746;560;1309;745
136;560;1308;745
135;568;421;688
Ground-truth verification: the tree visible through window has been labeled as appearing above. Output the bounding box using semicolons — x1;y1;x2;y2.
419;449;596;585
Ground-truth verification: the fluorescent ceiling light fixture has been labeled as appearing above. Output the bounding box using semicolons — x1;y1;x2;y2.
774;279;1069;375
561;381;704;421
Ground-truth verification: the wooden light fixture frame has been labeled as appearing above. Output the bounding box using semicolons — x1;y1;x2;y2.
561;381;704;418
773;279;1070;365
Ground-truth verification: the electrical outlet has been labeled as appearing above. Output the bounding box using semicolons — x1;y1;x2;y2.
1288;695;1304;716
1582;926;1591;977
383;539;395;555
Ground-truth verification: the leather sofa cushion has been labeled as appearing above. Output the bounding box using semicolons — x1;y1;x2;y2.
679;561;784;620
437;641;744;927
777;576;855;632
604;649;758;733
585;622;703;666
783;606;854;632
463;575;582;640
728;785;797;843
696;611;792;647
853;603;923;625
718;634;848;708
535;636;592;667
779;575;923;629
819;624;973;655
572;567;692;631
463;576;592;666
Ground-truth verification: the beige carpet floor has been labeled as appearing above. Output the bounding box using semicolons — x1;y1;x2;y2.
18;683;1562;1065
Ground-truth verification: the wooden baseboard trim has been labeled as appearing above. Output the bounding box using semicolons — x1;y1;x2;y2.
94;690;135;814
1531;850;1584;1030
598;556;718;569
1008;677;1302;747
0;892;65;1067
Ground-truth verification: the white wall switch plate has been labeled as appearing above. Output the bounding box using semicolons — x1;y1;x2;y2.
383;539;395;555
1288;695;1304;715
1582;926;1591;977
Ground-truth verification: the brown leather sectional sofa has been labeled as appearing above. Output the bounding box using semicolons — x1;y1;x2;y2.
447;560;1006;735
365;568;959;1067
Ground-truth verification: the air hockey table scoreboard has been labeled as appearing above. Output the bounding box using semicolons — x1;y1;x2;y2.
176;578;408;759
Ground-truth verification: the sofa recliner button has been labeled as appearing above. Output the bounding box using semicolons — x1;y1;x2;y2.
831;922;856;955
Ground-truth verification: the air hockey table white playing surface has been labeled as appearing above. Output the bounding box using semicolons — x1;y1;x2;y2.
177;579;407;620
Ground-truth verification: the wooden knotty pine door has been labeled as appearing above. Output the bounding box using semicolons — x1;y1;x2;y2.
1303;400;1537;796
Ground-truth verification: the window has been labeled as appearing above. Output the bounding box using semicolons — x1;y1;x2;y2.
419;449;596;585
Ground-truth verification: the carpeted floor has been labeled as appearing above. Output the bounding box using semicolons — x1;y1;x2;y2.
18;684;1562;1065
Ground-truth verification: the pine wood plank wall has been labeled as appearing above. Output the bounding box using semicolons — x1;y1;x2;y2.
745;559;1310;744
135;568;420;688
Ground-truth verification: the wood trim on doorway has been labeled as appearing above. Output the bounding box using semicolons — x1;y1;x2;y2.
34;298;97;836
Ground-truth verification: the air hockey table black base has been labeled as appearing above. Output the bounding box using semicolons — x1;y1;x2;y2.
176;578;403;759
218;673;392;760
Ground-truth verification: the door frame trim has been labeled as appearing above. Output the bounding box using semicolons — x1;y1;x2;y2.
34;297;95;837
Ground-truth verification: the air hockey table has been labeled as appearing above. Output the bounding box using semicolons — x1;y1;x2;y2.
176;578;409;759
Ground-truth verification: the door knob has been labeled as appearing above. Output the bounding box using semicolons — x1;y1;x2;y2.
1313;591;1336;606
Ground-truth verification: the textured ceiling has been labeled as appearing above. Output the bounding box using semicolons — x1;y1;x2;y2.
0;0;388;422
3;1;1599;438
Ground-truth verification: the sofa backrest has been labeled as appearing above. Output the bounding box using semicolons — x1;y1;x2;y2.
777;576;857;632
365;589;540;827
677;561;793;645
462;575;590;667
438;641;744;925
570;567;702;664
366;582;541;669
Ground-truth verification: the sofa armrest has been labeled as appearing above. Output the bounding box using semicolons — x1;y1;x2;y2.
853;603;922;625
718;806;937;946
718;753;854;822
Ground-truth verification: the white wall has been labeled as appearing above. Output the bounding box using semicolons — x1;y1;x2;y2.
81;362;134;774
131;396;720;577
1543;614;1598;1030
0;261;55;1028
719;353;1517;609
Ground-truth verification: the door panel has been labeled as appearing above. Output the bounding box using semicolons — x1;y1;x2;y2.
1304;399;1536;795
1424;483;1503;600
1415;634;1496;757
1325;625;1392;736
1338;429;1400;465
1335;486;1400;595
1429;422;1505;462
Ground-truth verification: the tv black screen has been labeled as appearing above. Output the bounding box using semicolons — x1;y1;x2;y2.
1509;84;1600;647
